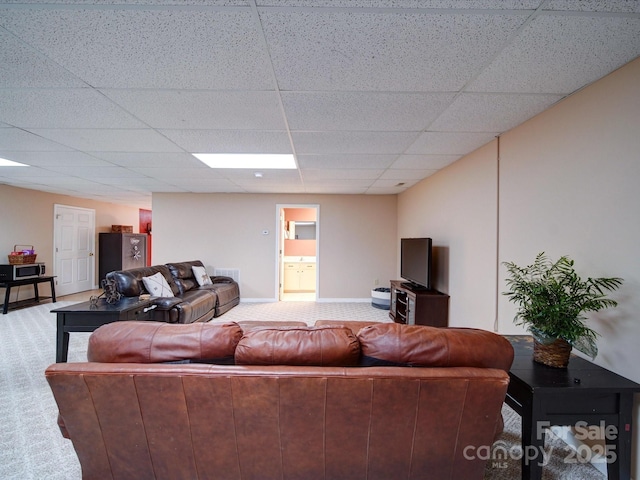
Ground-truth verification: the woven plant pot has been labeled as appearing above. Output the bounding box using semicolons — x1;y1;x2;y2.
533;337;572;368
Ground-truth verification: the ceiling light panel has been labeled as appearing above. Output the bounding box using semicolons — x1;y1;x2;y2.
0;157;28;167
194;154;297;169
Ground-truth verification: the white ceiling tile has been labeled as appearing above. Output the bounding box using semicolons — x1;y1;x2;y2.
429;93;563;132
406;131;497;155
282;92;456;131
391;154;461;169
0;29;87;88
261;10;527;91
370;178;421;188
380;169;438;180
304;185;368;194
545;0;640;13
297;154;396;169
26;129;183;152
160;129;292;153
302;178;374;187
42;165;148;179
292;131;418;155
258;1;541;7
0;2;636;204
0;128;72;151
468;14;640;94
0;8;273;89
91;152;207;168
301;168;384;180
0;89;146;129
129;167;225;179
102;90;287;130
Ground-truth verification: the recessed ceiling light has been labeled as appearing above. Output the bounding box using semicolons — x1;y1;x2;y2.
254;172;263;178
0;157;28;167
193;153;296;169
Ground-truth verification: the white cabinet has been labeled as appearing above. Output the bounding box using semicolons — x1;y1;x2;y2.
284;262;316;292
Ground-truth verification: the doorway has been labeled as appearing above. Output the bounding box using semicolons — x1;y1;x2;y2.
276;204;319;301
53;204;96;297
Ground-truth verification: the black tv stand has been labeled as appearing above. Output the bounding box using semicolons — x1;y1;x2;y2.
389;280;449;327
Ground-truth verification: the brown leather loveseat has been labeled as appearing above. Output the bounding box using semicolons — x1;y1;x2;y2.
105;260;239;323
46;321;514;480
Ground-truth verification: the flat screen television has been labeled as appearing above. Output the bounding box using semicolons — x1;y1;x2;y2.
400;237;432;290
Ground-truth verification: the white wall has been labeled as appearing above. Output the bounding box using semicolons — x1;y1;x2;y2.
398;140;498;330
398;57;640;478
152;193;397;300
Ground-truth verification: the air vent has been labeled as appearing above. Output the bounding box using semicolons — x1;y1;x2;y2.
214;268;240;283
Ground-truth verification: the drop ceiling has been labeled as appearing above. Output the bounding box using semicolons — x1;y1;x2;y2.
0;0;638;209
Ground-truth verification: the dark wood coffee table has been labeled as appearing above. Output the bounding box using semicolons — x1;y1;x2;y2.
504;335;640;480
52;297;156;362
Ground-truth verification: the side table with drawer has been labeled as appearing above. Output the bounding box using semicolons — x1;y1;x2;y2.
52;297;156;363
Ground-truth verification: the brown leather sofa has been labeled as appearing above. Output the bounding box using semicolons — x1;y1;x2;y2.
46;321;513;480
105;260;239;323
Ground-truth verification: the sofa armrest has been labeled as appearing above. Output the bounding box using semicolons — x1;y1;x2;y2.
153;297;183;310
211;276;235;284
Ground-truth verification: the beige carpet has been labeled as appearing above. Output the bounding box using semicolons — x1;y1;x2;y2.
0;299;604;479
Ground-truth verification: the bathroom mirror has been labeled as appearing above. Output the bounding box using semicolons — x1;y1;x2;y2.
288;221;316;240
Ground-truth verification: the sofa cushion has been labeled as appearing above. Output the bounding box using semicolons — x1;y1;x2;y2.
180;289;217;322
106;265;178;297
142;272;175;297
235;326;360;366
87;321;243;364
357;323;514;371
192;265;213;286
314;320;383;336
166;260;204;295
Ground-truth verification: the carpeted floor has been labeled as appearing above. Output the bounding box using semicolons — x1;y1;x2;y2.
0;299;605;479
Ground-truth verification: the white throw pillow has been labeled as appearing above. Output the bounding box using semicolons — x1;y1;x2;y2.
192;265;213;286
142;272;174;297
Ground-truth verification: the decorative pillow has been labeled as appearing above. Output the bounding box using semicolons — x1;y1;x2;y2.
142;272;174;297
192;265;213;286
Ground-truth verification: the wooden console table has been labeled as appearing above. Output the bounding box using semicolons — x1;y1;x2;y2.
504;335;640;480
388;280;449;326
52;297;156;362
1;276;56;314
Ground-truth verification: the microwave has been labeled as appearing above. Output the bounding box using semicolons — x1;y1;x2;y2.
0;263;46;281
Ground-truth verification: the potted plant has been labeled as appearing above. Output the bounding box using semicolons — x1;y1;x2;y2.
503;252;622;368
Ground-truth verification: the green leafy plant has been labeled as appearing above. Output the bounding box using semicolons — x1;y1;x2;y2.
503;252;623;358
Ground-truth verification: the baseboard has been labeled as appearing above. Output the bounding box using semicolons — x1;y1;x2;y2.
317;298;371;303
240;297;372;303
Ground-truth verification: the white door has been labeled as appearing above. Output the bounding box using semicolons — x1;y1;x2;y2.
54;204;96;296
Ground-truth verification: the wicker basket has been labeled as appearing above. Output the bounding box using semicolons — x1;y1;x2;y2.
533;337;572;368
8;245;37;264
